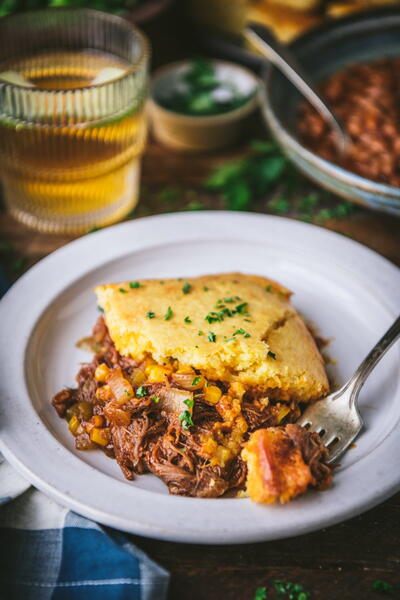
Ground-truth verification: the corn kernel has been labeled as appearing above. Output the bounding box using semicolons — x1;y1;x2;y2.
68;415;80;435
147;365;171;383
143;358;156;374
89;427;110;446
131;368;146;386
229;382;246;399
217;446;232;464
86;414;104;433
95;363;109;382
205;385;222;405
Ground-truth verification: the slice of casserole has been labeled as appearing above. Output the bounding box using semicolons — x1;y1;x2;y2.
52;273;331;501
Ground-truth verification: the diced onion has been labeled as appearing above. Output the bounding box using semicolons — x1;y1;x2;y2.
157;387;194;415
107;367;134;405
171;372;204;391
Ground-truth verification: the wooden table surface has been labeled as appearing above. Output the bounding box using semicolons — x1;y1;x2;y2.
1;138;399;600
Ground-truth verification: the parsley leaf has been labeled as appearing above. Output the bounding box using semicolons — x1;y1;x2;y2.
179;410;194;430
207;331;216;342
97;305;104;313
184;316;192;323
223;180;251;211
152;395;161;404
136;386;148;398
235;302;248;314
192;376;201;386
164;306;173;320
184;398;194;409
182;282;191;294
129;281;142;289
372;580;394;593
233;328;251;338
206;160;247;190
268;351;277;359
146;312;155;319
118;288;127;293
254;587;267;600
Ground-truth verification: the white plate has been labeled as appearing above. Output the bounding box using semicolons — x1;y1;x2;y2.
0;212;399;544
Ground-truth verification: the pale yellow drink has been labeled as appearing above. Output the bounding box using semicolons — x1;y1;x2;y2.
0;10;149;233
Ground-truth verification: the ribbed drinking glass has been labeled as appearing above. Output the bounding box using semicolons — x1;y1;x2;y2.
0;8;149;233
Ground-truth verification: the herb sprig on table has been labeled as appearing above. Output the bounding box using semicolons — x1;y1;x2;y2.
253;580;311;600
206;140;355;223
253;579;399;599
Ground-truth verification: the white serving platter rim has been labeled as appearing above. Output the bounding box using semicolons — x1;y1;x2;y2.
0;211;399;544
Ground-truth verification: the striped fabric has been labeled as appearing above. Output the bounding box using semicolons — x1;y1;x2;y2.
0;458;169;600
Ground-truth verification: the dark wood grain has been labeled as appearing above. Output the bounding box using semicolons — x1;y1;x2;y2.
131;490;400;599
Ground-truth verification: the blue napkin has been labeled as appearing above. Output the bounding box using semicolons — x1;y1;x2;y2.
0;271;170;600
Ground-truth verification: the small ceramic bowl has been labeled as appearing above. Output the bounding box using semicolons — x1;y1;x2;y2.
148;59;260;152
261;7;400;216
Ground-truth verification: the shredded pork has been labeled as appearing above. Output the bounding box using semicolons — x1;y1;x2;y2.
52;317;331;499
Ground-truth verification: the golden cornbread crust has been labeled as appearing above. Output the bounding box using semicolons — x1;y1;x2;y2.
96;273;328;402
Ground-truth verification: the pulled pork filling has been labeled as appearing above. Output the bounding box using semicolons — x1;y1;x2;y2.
52;317;331;499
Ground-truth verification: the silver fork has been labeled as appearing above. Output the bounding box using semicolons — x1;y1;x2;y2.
296;315;400;463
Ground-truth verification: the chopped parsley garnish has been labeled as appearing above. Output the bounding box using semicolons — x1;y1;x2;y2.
159;280;164;284
152;395;161;404
372;580;394;593
192;376;201;386
118;288;127;293
158;57;251;117
198;330;204;336
182;282;191;294
179;410;194;430
184;397;194;409
146;311;156;319
97;305;104;313
205;311;225;324
254;588;267;600
207;331;216;342
204;299;249;324
265;285;273;292
273;580;309;598
268;351;277;359
164;306;173;320
129;281;142;289
184;316;192;323
235;302;248;314
124;389;130;397
233;328;251;338
136;386;148;398
203;286;209;291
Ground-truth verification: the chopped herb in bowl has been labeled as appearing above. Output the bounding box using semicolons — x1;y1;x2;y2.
155;58;255;117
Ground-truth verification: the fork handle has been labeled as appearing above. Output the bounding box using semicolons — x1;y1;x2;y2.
340;315;400;405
